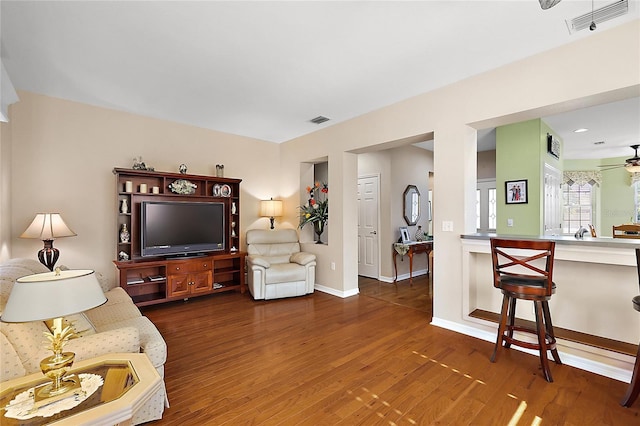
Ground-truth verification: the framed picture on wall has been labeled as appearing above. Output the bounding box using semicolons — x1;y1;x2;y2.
505;179;528;204
399;226;411;243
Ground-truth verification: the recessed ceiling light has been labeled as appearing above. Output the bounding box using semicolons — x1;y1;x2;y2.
574;128;589;133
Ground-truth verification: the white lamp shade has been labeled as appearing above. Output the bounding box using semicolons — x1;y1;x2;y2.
0;270;106;323
20;213;76;240
260;199;283;217
626;164;640;173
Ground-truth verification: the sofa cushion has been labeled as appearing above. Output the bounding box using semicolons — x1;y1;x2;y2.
0;320;51;374
246;229;301;264
97;316;167;368
1;258;49;275
0;331;26;381
65;327;140;366
84;288;142;328
265;263;307;284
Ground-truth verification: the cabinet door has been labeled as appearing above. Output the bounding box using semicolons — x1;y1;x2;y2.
168;274;191;298
191;271;213;294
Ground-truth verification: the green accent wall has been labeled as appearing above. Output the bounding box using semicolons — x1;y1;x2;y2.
496;119;562;235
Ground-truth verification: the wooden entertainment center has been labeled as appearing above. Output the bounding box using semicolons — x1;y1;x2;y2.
113;168;245;307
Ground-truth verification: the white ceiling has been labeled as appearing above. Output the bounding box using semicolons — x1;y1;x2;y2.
2;1;639;148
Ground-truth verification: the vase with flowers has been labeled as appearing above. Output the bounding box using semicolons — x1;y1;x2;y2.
299;182;328;244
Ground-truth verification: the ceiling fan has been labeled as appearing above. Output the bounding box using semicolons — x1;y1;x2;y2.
539;0;563;10
599;145;640;172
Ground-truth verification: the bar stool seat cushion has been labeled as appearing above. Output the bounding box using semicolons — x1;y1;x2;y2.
499;276;556;293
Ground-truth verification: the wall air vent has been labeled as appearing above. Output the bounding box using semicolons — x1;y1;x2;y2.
566;0;628;33
310;116;330;124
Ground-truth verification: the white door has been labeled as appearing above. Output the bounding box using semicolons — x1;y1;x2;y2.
544;163;562;235
358;175;379;278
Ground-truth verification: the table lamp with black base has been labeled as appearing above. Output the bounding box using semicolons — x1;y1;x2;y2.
20;213;77;271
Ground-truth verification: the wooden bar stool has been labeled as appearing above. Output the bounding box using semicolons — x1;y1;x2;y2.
489;238;561;382
621;248;640;407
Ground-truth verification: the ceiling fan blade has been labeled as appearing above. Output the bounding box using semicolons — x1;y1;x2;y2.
599;165;625;171
539;0;562;10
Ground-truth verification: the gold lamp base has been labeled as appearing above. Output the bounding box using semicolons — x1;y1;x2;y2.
36;351;81;403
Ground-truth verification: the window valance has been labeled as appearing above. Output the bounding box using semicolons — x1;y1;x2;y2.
562;171;601;186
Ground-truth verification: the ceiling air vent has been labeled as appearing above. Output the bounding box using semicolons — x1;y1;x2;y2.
566;0;628;33
310;116;330;124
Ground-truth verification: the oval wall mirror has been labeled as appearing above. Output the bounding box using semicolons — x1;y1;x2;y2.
403;185;420;226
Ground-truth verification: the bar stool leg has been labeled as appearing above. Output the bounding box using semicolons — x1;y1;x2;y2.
534;301;553;382
621;343;640;407
491;294;510;363
542;301;562;365
504;297;517;349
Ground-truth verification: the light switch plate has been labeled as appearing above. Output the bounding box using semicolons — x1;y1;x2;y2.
442;221;453;232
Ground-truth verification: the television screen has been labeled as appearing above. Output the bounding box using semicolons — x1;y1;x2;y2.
141;201;225;257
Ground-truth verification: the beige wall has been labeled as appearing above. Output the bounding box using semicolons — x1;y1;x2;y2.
358;145;434;279
7;92;280;285
279;20;640;321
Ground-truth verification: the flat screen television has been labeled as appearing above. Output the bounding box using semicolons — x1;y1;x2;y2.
141;201;225;257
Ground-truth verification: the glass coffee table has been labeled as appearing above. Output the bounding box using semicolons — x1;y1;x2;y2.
0;353;161;426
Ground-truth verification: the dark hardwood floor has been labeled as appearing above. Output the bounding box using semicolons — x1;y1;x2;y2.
142;278;639;425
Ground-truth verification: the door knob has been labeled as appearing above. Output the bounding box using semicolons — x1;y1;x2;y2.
370;231;377;235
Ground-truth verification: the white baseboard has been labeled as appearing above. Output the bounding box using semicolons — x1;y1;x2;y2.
315;284;359;298
431;316;633;383
378;269;428;284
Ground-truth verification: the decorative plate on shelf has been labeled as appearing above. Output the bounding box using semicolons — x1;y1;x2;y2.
212;184;221;197
220;184;232;197
169;179;197;195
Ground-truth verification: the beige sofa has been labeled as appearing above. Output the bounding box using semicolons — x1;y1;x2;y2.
0;258;168;424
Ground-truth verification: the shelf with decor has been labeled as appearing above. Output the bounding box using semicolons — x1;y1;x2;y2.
112;167;245;307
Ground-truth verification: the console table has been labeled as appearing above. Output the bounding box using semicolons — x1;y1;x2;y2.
393;240;433;285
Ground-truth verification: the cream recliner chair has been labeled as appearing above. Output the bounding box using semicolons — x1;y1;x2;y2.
246;229;316;300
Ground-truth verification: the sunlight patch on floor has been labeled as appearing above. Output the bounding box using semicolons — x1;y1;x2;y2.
345;351;543;425
411;350;485;386
411;350;542;425
346;387;418;425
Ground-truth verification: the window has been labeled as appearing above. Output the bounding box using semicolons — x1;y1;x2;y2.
562;182;594;234
477;180;496;232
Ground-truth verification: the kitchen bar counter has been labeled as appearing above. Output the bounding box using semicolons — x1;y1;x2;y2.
459;233;639;382
462;232;640;250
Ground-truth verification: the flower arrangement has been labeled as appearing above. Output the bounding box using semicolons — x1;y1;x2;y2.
299;182;328;242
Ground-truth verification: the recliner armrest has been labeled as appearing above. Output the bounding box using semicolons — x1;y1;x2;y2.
290;252;316;266
247;255;271;269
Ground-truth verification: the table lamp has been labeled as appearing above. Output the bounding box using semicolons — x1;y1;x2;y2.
20;213;77;271
260;198;283;230
0;269;106;403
